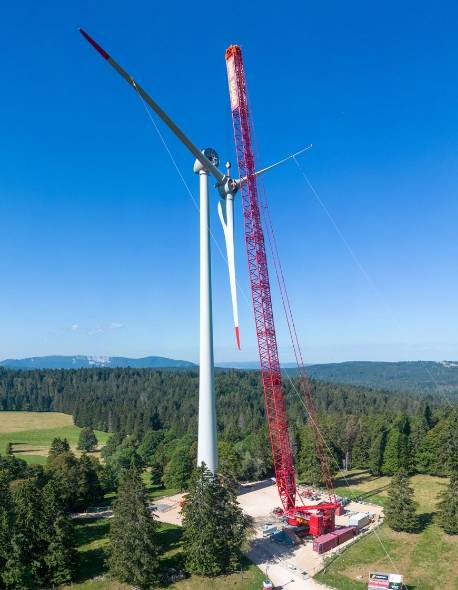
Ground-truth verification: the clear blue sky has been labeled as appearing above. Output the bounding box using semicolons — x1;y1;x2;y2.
1;1;457;363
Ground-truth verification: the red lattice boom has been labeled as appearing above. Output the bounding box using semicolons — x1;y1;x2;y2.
225;45;296;511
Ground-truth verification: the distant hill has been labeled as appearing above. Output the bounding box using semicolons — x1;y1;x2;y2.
2;357;457;399
216;361;300;370
218;359;458;398
305;360;458;398
0;355;196;370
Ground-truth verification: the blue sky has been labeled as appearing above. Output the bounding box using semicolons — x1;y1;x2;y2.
0;1;457;363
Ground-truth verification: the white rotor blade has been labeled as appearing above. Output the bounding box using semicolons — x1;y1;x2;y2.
79;28;224;183
236;145;312;186
218;196;240;350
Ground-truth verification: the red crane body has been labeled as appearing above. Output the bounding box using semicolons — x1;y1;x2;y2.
225;45;297;512
225;45;339;531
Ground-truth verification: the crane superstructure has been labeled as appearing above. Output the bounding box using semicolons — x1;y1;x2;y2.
225;45;339;533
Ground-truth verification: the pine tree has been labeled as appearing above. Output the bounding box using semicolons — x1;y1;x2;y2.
385;469;419;532
12;478;47;587
77;427;98;452
368;430;387;476
0;470;14;581
416;422;448;475
41;480;76;585
48;437;70;460
163;445;193;490
150;463;164;488
297;426;323;486
382;430;410;475
352;425;371;468
77;454;103;508
182;464;252;576
108;466;160;589
138;430;164;466
443;410;458;474
437;473;458;535
218;440;239;480
410;412;429;472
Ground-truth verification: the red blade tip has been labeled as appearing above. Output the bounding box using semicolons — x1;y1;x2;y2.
79;28;110;60
235;326;241;350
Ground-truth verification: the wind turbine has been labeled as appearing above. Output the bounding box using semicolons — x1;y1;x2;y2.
79;29;311;473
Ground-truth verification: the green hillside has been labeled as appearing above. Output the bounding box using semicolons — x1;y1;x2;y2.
307;360;458;397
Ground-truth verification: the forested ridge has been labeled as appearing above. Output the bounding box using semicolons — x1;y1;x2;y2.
0;367;439;435
0;366;456;484
306;360;458;397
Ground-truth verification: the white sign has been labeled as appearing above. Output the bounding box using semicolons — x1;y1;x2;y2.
369;572;403;590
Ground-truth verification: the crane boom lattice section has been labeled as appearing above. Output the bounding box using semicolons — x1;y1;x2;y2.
225;45;296;511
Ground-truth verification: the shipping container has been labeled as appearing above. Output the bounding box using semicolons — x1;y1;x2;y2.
332;526;357;544
312;527;357;553
348;512;371;528
313;532;338;554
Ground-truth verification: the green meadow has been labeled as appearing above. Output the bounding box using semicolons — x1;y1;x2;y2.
0;411;110;460
316;470;457;590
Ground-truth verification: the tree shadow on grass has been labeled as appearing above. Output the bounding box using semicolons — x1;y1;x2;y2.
159;553;256;588
417;511;435;532
334;470;374;488
75;547;108;582
74;518;110;546
158;524;183;553
358;484;390;499
73;519;111;582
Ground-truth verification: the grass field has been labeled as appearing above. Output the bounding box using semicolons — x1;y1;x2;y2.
0;411;110;460
316;470;457;590
62;518;265;590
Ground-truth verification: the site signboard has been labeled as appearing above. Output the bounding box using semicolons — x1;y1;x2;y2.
368;572;403;590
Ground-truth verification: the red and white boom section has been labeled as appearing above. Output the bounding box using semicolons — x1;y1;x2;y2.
225;45;339;529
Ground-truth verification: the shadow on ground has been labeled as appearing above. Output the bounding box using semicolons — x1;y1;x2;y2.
417;511;435;532
238;479;275;496
73;518;110;582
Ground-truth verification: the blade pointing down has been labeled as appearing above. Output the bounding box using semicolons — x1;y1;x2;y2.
78;28;225;183
218;196;240;350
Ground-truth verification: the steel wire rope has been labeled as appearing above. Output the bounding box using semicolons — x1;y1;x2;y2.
292;156;455;411
247;109;412;585
282;368;411;589
135;91;252;311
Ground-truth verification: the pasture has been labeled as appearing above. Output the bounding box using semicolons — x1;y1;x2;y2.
0;411;110;460
317;470;457;590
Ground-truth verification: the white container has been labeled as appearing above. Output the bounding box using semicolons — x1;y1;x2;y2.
348;512;370;528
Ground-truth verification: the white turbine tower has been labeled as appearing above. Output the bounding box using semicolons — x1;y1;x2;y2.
79;29;311;473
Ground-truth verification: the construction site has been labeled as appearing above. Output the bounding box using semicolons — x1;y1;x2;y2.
151;479;383;589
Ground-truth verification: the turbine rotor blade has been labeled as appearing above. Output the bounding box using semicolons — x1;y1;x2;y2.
218;196;240;350
236;144;313;186
79;28;224;183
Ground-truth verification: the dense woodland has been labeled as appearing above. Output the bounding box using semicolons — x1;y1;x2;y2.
0;367;456;484
1;367;457;587
0;367;440;434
